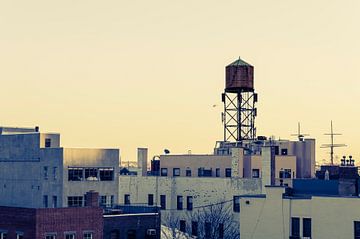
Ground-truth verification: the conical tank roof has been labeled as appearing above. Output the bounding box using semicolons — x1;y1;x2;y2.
227;57;252;67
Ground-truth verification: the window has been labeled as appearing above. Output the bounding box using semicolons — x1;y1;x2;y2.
65;233;75;239
110;230;119;239
219;223;224;239
303;218;311;238
99;168;114;181
274;146;279;155
110;195;114;207
127;230;136;239
355;221;360;239
291;217;300;237
225;168;231;177
279;169;292;179
186;169;191;177
85;168;98;181
43;166;48;180
160;168;168;176
43;195;48;208
16;232;24;239
198;168;212;177
205;222;211;238
0;232;8;239
179;220;186;233
216;168;220;177
160;195;166;210
148;194;154;206
281;148;288;155
53;167;57;180
83;232;93;239
68;167;83;181
45;234;56;239
52;196;57;208
68;196;83;207
187;196;193;211
233;196;240;212
100;196;107;207
173;168;180;177
177;196;183;210
124;194;130;205
252;169;260;178
45;138;51;148
191;221;198;237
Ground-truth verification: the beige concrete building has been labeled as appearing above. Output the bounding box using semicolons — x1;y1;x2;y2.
154;138;315;186
240;185;360;239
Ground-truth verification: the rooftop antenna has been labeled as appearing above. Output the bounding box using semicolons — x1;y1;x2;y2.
291;122;309;141
321;120;346;165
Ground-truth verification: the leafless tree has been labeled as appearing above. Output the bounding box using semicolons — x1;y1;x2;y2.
161;201;240;239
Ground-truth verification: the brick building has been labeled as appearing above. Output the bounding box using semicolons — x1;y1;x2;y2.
0;191;103;239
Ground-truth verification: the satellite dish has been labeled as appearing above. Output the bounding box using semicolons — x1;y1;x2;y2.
164;149;170;154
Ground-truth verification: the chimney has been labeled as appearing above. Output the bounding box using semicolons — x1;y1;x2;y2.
137;148;148;176
85;190;99;207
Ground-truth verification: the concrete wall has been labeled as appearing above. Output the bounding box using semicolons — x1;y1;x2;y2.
0;133;40;161
63;148;120;207
119;175;262;230
159;154;233;177
240;186;360;239
39;133;60;148
0;133;63;208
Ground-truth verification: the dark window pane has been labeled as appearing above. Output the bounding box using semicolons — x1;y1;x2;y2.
291;217;300;237
303;218;311;237
355;221;360;239
99;168;114;181
179;220;186;232
187;196;193;211
252;169;260;178
219;223;224;239
160;195;166;210
216;168;220;177
161;168;168;176
205;222;211;238
124;194;130;205
67;196;83;207
191;221;198;237
177;196;183;210
148;194;154;206
225;168;232;177
45;138;51;148
85;168;98;181
68;168;83;181
233;196;240;212
173;168;180;176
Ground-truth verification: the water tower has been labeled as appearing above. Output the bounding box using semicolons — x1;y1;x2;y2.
222;57;257;142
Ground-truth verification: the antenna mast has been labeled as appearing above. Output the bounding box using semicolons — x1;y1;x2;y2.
291;122;309;141
321;120;346;165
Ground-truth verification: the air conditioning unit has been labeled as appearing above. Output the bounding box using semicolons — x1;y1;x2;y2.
147;229;156;236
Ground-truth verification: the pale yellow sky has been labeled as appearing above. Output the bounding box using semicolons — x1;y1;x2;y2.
1;0;359;164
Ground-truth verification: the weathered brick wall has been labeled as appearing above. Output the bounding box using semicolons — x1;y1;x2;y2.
36;207;103;239
0;206;103;239
0;206;36;239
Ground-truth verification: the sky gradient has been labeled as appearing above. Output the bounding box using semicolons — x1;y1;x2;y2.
1;0;359;165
